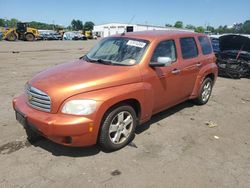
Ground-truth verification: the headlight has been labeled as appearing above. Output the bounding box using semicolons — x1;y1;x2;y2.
62;100;96;115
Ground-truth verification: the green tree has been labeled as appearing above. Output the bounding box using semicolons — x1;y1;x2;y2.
185;24;196;30
83;21;95;31
174;21;183;28
242;20;250;34
195;26;205;33
206;26;215;33
214;25;224;34
29;21;52;30
165;24;172;27
234;23;243;33
0;18;5;27
8;18;18;27
71;19;83;30
66;25;72;30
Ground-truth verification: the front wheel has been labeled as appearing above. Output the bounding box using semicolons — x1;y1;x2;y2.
194;77;213;105
6;32;17;41
25;33;35;41
99;105;137;151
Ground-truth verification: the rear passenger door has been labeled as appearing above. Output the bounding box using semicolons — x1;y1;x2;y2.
179;37;201;97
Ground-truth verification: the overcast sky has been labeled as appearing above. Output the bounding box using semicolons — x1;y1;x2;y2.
0;0;249;27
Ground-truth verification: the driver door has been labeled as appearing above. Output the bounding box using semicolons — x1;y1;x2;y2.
147;39;184;113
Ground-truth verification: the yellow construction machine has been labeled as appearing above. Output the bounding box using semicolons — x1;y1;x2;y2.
3;22;39;41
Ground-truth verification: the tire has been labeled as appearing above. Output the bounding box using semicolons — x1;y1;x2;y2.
6;32;17;41
25;126;43;144
194;77;213;105
25;33;35;41
99;105;137;151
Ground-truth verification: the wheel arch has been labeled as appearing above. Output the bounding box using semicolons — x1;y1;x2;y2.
97;98;141;145
190;64;217;99
204;73;215;84
102;98;141;120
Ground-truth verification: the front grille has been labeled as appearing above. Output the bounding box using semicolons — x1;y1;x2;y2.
26;85;51;112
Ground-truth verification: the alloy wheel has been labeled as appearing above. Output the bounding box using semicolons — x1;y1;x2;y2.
201;81;212;102
109;111;133;144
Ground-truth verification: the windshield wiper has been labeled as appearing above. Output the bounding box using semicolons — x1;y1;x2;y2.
82;55;129;66
96;59;113;65
81;55;96;62
81;55;112;65
96;59;131;66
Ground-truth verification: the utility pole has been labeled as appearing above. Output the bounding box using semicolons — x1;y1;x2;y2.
53;20;55;30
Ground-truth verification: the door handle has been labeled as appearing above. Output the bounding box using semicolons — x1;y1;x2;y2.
158;73;166;78
196;62;202;67
171;69;181;74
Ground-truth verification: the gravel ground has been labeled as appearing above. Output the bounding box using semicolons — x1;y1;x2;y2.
0;40;249;188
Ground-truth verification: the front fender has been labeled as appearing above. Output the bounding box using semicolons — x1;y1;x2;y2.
59;82;153;135
91;83;153;124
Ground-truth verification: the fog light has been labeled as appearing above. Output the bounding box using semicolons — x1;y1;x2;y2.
63;136;72;144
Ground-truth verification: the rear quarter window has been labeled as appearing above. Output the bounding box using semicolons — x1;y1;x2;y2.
198;36;213;55
180;37;198;59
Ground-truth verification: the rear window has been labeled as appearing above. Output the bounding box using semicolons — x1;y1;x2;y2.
180;37;198;59
198;36;213;55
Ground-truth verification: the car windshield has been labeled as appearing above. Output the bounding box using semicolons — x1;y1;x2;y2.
85;37;149;66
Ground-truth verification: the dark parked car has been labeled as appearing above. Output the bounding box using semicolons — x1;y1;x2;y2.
38;33;62;40
210;37;220;54
72;35;87;40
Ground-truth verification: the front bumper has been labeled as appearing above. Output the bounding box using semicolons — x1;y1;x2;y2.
13;94;98;147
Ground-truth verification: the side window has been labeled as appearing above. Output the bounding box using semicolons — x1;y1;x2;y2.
180;37;198;59
150;40;177;63
198;36;213;55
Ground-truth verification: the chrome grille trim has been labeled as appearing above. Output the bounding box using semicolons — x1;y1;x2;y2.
26;85;51;112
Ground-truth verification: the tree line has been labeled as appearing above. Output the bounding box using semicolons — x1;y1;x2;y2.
1;18;250;34
166;20;250;34
0;18;94;31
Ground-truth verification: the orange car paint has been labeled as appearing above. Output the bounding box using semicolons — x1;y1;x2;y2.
13;31;218;147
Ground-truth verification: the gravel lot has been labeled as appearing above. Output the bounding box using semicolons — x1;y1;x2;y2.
0;40;249;188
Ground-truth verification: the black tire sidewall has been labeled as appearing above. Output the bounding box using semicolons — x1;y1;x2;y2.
99;105;137;151
25;33;35;41
7;32;17;41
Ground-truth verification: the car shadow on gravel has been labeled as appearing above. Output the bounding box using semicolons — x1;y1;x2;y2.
32;139;101;157
135;100;195;134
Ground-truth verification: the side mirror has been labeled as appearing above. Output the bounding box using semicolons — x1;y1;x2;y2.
149;57;172;67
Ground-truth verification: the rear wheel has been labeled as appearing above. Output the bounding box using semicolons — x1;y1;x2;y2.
6;32;17;41
25;33;35;41
99;105;137;151
194;77;213;105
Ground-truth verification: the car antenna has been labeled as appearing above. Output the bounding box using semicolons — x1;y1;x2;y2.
121;15;135;36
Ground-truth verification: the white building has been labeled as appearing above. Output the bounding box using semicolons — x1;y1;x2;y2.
93;22;194;38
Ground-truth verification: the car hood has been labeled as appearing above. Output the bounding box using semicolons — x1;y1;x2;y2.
29;60;141;113
220;34;250;53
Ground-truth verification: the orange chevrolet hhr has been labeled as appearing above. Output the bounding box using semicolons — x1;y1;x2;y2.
13;30;218;151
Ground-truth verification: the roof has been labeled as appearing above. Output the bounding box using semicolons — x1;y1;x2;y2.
112;30;200;41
